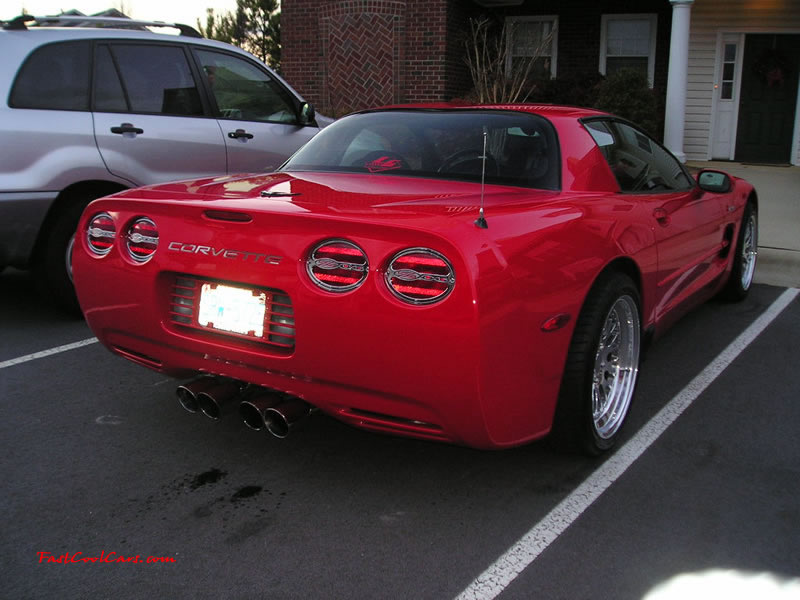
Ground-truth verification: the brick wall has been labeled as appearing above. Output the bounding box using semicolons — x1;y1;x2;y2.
282;0;673;114
284;0;465;114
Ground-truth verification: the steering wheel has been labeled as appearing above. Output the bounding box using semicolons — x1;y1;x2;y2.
357;151;409;173
438;149;498;176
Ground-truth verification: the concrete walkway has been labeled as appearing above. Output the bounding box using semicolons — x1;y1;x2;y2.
688;161;800;289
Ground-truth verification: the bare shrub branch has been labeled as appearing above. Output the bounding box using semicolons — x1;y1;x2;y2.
464;17;554;104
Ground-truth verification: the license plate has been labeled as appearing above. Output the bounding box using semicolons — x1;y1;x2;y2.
198;283;267;338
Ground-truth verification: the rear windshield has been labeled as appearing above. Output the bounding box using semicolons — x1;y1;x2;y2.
280;110;560;190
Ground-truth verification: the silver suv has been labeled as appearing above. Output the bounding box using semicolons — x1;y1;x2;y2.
0;15;327;312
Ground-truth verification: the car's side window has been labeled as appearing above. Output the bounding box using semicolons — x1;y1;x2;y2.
195;49;297;124
9;41;91;111
94;45;129;112
584;119;693;193
108;44;203;116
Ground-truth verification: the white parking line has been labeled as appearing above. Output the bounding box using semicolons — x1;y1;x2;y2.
0;337;98;370
455;287;800;600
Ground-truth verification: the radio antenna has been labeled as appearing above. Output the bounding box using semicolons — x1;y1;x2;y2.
474;128;489;229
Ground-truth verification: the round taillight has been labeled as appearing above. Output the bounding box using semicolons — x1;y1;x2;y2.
385;248;455;305
87;212;115;256
126;217;159;263
306;239;369;292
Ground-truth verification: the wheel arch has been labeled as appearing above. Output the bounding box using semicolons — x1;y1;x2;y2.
32;180;128;262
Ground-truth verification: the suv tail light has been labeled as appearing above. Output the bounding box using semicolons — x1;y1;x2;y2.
87;212;116;256
385;248;455;304
306;239;368;292
126;217;158;263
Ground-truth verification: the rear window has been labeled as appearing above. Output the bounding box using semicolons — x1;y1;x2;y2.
281;110;560;190
9;41;91;111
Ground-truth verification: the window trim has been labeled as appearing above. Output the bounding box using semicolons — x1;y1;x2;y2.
505;15;559;79
599;13;658;88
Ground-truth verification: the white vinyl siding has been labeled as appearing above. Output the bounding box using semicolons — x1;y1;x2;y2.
686;0;800;163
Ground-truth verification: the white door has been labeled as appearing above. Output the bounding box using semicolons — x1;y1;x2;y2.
711;34;744;160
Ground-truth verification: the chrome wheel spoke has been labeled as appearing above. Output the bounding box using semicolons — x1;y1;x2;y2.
740;213;758;290
591;295;640;440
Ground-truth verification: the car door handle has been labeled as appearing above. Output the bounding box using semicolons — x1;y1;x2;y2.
228;128;254;140
653;207;671;226
110;123;144;135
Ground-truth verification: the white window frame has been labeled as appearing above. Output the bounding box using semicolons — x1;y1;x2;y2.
599;14;658;87
505;16;559;79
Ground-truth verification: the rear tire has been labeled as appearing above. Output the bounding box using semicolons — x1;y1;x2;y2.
35;200;86;315
552;272;642;455
720;202;757;302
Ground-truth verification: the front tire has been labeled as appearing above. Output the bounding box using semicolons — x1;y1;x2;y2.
720;202;757;301
552;272;642;455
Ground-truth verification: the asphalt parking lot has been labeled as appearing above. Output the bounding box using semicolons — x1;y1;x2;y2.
2;268;800;599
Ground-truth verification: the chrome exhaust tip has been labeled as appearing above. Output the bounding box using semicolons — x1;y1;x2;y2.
196;381;242;420
264;398;312;439
176;377;218;414
239;391;284;431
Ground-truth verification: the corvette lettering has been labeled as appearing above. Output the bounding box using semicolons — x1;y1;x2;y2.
168;241;282;265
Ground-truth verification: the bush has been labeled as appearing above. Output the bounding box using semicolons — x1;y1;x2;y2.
592;69;660;138
531;73;605;108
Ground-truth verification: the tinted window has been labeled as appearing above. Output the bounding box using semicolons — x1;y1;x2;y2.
10;41;91;110
584;120;693;193
195;50;296;123
282;110;560;190
110;44;203;116
94;45;128;112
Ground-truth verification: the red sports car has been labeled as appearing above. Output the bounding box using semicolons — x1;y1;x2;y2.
73;104;758;453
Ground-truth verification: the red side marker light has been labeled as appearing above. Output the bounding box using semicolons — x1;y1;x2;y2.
541;313;571;332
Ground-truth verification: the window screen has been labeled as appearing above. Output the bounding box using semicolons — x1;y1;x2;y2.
602;15;656;83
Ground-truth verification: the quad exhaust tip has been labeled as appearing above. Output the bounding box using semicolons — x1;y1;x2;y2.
176;377;218;414
264;398;312;438
196;381;242;420
177;378;312;437
239;391;284;431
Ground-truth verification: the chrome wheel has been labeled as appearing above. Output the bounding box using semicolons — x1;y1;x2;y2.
739;211;757;291
591;295;640;440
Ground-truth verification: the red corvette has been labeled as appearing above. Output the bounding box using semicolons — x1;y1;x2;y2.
73;104;758;453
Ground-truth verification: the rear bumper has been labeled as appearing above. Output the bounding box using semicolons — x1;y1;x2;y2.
75;255;497;447
73;193;574;449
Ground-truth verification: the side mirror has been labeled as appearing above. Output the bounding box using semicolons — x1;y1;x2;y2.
298;102;316;126
697;170;732;193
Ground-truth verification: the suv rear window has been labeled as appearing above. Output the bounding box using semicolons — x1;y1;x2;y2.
10;41;91;111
